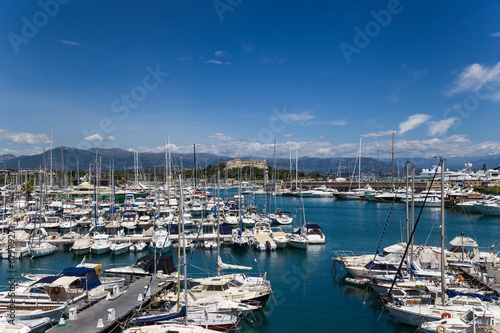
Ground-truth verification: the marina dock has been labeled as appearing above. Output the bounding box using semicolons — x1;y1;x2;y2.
47;276;166;333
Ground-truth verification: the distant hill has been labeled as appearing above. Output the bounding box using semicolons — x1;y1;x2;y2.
5;146;500;175
0;154;16;166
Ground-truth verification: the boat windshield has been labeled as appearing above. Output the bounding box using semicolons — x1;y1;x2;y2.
133;258;150;269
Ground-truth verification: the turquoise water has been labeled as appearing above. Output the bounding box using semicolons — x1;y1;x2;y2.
3;194;500;332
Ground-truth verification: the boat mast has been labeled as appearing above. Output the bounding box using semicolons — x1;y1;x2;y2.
165;141;169;196
440;157;446;306
50;127;53;189
391;130;395;185
295;145;298;192
359;137;362;190
289;140;292;191
410;164;415;281
94;149;98;235
405;161;409;245
217;169;221;276
193;144;197;190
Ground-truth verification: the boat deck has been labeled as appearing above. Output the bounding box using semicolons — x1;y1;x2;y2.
47;276;165;333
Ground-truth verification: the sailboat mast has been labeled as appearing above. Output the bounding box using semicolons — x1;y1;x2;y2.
410;164;415;281
358;137;362;189
179;174;188;325
94;149;98;234
216;169;221;276
440;157;446;306
391;130;395;185
295;145;298;191
405;161;409;245
289;140;292;191
50;128;53;188
165;141;169;196
193;144;197;190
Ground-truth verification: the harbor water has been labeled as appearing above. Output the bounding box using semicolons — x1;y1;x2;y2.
2;193;500;333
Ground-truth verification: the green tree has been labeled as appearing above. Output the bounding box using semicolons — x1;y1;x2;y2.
21;181;34;201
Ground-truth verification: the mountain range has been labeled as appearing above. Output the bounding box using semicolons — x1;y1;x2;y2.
1;147;500;176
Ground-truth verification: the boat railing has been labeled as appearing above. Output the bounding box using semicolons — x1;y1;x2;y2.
332;250;373;259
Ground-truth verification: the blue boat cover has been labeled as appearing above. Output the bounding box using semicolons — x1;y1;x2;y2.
168;223;179;234
447;289;499;300
61;267;101;290
133;306;186;323
304;223;321;229
33;275;59;285
219;223;233;235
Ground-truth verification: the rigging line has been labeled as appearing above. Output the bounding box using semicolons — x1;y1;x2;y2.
187;219;203;268
387;158;442;297
423;224;435;247
368;163;408;274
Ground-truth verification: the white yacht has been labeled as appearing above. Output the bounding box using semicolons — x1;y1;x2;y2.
252;221;277;251
297;223;325;244
91;233;111;254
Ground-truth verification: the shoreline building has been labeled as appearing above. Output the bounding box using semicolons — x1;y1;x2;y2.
226;158;266;170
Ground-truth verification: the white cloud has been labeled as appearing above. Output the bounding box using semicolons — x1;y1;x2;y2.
60;39;80;46
398;114;431;135
207;133;233;142
0;129;49;144
448;62;500;99
83;134;103;142
280;111;315;123
427;118;456;136
214;50;231;58
107;136;116;141
325;120;347;126
0;146;44;156
490;32;500;37
204;60;231;65
360;130;395;138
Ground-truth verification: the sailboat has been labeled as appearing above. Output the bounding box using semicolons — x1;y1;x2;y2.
339;138;368;200
231;174;250;250
130;176;241;331
29;183;57;258
381;158;497;326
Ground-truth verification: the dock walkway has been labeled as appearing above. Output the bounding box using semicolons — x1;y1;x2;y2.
48;276;165;333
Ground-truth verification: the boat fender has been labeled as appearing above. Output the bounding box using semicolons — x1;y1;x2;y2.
436;324;447;333
441;312;451;319
53;287;61;295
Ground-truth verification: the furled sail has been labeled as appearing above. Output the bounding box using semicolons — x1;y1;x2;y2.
217;256;252;271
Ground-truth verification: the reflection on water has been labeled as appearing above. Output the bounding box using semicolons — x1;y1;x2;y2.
2;192;500;332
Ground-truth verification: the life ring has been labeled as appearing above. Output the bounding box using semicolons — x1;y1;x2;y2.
53;287;61;295
437;324;447;333
441;312;451;319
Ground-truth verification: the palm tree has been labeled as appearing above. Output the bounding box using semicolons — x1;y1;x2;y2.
21;181;34;201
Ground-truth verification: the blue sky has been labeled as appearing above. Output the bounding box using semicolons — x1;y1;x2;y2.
1;0;500;161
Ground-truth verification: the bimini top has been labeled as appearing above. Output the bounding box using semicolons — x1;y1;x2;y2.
304;223;321;230
134;255;177;274
449;236;478;248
